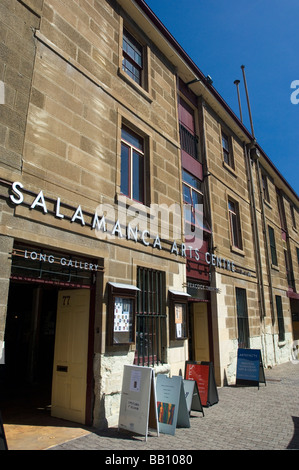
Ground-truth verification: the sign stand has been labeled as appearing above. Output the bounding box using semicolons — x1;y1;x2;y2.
156;375;190;435
183;379;204;416
0;412;8;451
185;361;219;407
236;348;266;389
118;365;159;441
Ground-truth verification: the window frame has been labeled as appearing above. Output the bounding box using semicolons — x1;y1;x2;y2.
275;295;285;342
261;172;270;204
134;267;166;367
182;169;203;230
120;125;146;205
118;19;152;101
221;130;235;170
228;198;243;251
268;225;278;266
236;287;250;349
122;28;143;87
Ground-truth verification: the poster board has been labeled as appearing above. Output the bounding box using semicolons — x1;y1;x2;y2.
0;412;8;451
118;365;158;440
185;361;219;407
156;375;190;435
183;379;204;416
236;349;266;389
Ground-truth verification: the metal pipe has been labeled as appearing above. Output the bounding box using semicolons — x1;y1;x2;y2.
234;79;243;123
241;65;255;138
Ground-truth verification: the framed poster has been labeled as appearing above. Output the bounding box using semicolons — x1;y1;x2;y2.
169;290;190;340
108;282;139;346
113;297;134;344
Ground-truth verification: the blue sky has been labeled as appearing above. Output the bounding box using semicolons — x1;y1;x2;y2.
145;0;299;197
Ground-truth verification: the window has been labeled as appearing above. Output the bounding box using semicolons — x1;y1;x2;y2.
261;173;270;203
135;267;166;367
275;296;285;342
228;198;243;250
290;203;297;229
268;226;278;266
122;28;143;86
182;169;203;228
222;131;234;168
120;125;145;204
236;288;250;349
284;250;295;289
297;247;299;264
178;98;199;161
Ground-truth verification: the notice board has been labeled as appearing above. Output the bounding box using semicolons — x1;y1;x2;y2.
185;361;219;407
236;348;266;388
118;365;158;440
156;375;190;435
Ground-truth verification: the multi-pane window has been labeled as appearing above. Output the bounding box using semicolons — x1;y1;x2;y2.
228;199;242;250
275;296;285;342
261;173;270;203
290;203;297;229
120;125;145;204
179;98;198;161
122;28;143;86
222;131;234;168
236;288;250;349
182;169;203;228
284;250;295;289
135;267;166;367
268;226;278;266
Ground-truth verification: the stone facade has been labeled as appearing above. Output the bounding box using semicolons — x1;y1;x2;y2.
0;0;298;429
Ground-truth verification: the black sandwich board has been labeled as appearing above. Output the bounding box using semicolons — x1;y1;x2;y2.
185;361;219;407
183;379;204;416
236;348;266;389
0;412;8;450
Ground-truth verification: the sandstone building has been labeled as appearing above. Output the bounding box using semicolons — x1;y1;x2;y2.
0;0;298;429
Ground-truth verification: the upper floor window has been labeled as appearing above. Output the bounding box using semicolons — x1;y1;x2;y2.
222;131;234;169
261;172;270;203
275;296;285;342
179;98;199;161
122;28;143;86
268;225;278;266
290;203;297;229
228;198;242;250
121;125;145;204
182;169;203;228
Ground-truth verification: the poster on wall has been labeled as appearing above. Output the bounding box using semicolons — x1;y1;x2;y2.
156;375;190;435
185;361;219;407
113;297;134;344
236;349;266;388
118;365;158;441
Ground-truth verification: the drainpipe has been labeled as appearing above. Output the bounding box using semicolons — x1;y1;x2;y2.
241;65;277;364
244;142;267;365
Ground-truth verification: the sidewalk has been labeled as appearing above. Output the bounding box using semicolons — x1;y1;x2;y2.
49;361;299;451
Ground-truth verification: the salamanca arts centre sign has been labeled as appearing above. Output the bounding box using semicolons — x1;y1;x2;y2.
8;181;236;272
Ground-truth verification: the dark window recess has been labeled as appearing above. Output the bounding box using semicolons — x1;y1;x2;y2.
135;267;166;367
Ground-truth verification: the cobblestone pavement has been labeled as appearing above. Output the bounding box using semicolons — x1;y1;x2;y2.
49;361;299;451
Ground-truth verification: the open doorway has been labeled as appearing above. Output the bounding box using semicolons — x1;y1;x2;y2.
1;282;58;421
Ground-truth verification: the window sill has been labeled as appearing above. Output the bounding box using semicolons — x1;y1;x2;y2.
223;161;237;177
271;264;279;271
118;68;153;103
278;340;286;347
116;193;152;218
264;199;272;210
230;245;245;257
